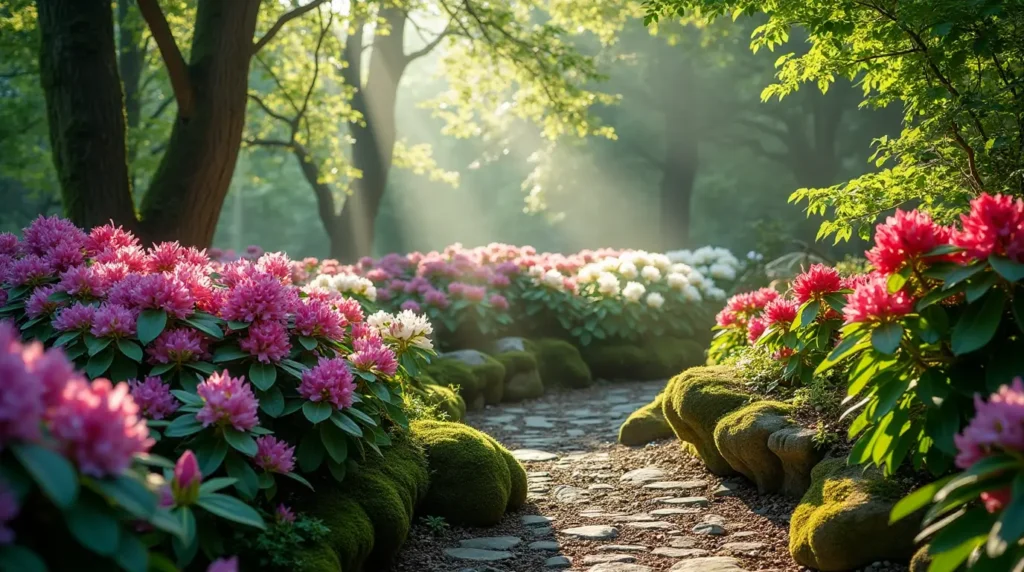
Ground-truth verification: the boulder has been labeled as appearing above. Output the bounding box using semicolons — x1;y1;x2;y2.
527;338;593;389
422;357;485;411
618;393;674;446
661;366;752;475
494;351;544;401
414;382;466;422
768;426;826;497
494;337;528;353
789;458;918;571
442;349;507;405
713;401;793;493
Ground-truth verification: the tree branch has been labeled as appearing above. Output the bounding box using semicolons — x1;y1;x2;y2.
404;22;454;63
252;0;329;54
136;0;194;118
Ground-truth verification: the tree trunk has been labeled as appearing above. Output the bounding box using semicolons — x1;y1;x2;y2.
331;7;408;262
138;0;260;246
37;0;136;231
117;0;144;188
656;58;699;250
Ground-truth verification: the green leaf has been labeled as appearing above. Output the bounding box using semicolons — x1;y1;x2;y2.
164;414;204;438
137;309;168;345
85;334;112;356
224;453;259;499
298;336;318;351
248;362;277;391
303;401;334;424
116;338;143;363
816;330;866;374
887;272;908;293
891;475;956;524
282;471;315;491
368;380;392;403
91;474;157;519
989;255;1024;282
149;362;176;377
966;271;998;303
936;456;1020;502
212;344;249;363
951;288;1006;355
227;320;250;331
114;530;148;572
989;473;1024;557
54;331;80;347
1013;289;1024;333
940;261;986;288
223;428;258;457
12;442;79;509
65;494;122;556
182;317;224;340
171;390;202;406
871;323;903;355
194;437;229;476
330;410;364;437
795;299;820;329
199;477;238;495
320;422;349;464
346;406;377;427
259;386;285;417
197;493;266;530
85;347;115;378
928;534;984;572
297;432;325;473
384;402;409;429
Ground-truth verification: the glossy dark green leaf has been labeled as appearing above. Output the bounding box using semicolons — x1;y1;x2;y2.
989;255;1024;282
12;442;79;509
85;347;115;378
891;475;957;524
951;288;1006;355
65;495;122;555
197;493;266;530
871;322;903;355
320;422;349;464
259;386;285;417
223;428;257;457
248;362;277;391
303;401;333;424
0;545;47;572
91;474;157;519
137;309;168;345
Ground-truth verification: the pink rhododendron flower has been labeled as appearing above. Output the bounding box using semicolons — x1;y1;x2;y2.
0;324;45;447
773;347;795;360
335;297;364;324
981;488;1012;513
26;285;63;319
49;379;153;477
8;255;51;286
747;317;767;343
85;223;138;256
276;503;296;523
256;252;293;284
172;450;202;506
842;275;914;324
22;343;77;407
792;264;843;304
128;376;180;420
348;336;398;376
400;300;422;313
147;327;208;364
145;242;188;273
299;357;355;409
293;299;345;340
716;308;740;328
489;294;510;310
222;274;298;323
21;215;87;257
46;239;86;272
423;289;450;308
90;303;137;338
132;273;196;319
0;480;18;544
953;193;1024;262
52;302;96;332
57;265;110;298
0;233;19;258
254;436;296;473
763;298;798;327
866;210;953;274
196;371;260;431
954;378;1024;469
207;556;239;572
239;320;291;364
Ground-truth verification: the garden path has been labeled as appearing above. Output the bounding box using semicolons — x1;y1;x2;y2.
391;380;819;572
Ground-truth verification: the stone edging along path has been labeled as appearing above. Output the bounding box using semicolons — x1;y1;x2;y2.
390;380;909;572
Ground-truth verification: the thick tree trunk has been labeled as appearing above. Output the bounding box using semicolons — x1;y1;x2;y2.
37;0;137;231
331;7;407;262
117;0;144;189
656;58;699;250
138;0;260;246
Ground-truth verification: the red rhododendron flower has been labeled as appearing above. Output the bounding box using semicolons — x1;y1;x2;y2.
792;264;842;304
953;193;1024;262
763;297;798;328
842;274;914;324
866;209;953;274
747;317;767;343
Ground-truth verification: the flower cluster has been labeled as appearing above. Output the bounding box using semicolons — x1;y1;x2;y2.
954;378;1024;471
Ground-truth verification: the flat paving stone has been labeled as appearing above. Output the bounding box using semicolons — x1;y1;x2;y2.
658;496;709;507
459;537;521;550
588;564;654;572
553;485;590;503
642;480;708;491
652;547;710;558
626;520;676;530
513;449;559;462
589;484;616;491
584;553;637;564
620;467;668;484
522;515;554;526
615;514;657;522
692;523;726;535
445;548;514;561
713;482;741;497
702;514;727;526
560;525;618;540
529;540;560;551
669;556;747;572
720;541;765;556
529;526;554;537
599;544;649;553
668;537;697;548
545;556;572;569
525;416;554;428
484;414;517;424
503;407;527;414
651;508;701;516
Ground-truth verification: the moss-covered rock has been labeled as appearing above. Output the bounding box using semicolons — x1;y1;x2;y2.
411;419;517;526
618;393;674;446
297;436;429;571
581;337;705;381
441;349;508;405
661;366;752;475
494;350;544;402
768;426;827;497
481;434;528;511
526;338;593;389
714;401;793;493
650;337;707;376
422;357;485;411
418;383;467;422
909;545;931;572
790;458;918;571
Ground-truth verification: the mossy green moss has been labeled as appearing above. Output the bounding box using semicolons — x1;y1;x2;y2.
411;419;516;526
422;358;484;410
582;338;702;381
495;351;544;401
298;437;429;572
527;338;593;389
713;400;793;492
618;393;674;446
481;434;528;511
470;354;506;405
661;366;752;475
418;383;466;422
909;545;931;572
790;458;918;571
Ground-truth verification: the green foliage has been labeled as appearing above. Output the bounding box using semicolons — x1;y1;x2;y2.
618;393;675;446
419;515;450;537
645;0;1024;243
233;510;331;570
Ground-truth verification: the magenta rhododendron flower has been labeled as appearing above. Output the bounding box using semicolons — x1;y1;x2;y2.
21;215;87;257
275;503;296;523
763;297;798;327
254;435;296;473
147;327;208;365
8;255;52;286
747;317;767;343
128;376;180;420
866;209;953;274
52;302;96;332
49;378;153;477
716;308;740;328
293;298;345;340
25;285;63;319
85;223;139;256
0;324;45;447
206;555;239;571
335;297;365;324
489;294;510;310
132;272;196;319
792;264;843;304
222;273;298;323
90;303;137;338
196;371;260;431
0;233;19;257
300;357;356;410
0;480;19;544
256;252;293;284
348;336;399;376
145;242;188;273
46;240;86;273
953;193;1024;262
954;377;1024;469
22;343;77;407
842;274;914;324
423;289;450;308
400;300;422;313
172;450;202;506
239;320;291;364
57;265;109;298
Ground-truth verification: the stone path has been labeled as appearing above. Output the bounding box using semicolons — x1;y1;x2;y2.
392;380;801;572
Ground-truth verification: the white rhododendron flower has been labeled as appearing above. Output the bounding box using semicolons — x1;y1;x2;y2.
577;266;598;284
542;269;564;290
645;292;665;309
618;261;638;280
641;265;662;282
706;287;727;301
622;281;646;302
709;263;736;281
667;272;689;290
597;272;621;296
368;310;434;351
309;272;377;301
528;265;545;278
682;285;703;302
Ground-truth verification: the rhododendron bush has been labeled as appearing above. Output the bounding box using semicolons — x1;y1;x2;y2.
710;194;1024;570
285;244;740;349
0;217;433;569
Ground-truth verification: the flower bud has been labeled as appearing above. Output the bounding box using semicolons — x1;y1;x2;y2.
171;450;202;506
